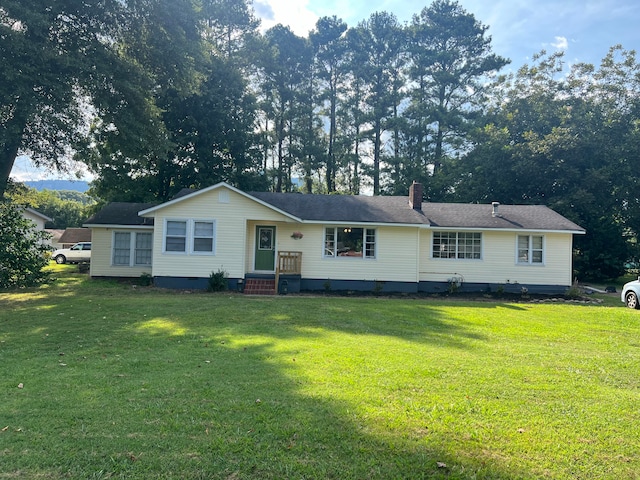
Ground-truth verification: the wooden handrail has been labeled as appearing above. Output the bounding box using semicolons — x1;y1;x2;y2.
275;251;302;291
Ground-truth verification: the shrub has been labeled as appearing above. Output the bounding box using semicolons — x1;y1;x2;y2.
0;202;51;289
207;269;228;292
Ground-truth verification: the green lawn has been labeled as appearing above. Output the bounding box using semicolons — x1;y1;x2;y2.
1;266;639;479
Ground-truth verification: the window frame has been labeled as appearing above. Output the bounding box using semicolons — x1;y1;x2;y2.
432;231;483;260
111;231;153;267
164;219;188;254
191;219;216;255
162;218;217;255
323;226;376;259
516;234;545;265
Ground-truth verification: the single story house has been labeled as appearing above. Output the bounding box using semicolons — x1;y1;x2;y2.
84;182;585;295
45;229;65;250
21;207;52;231
58;227;92;248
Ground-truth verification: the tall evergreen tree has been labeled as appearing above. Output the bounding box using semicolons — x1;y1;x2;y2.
405;0;508;199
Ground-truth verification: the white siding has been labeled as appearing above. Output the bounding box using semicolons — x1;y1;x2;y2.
22;210;47;231
420;230;574;287
243;222;422;282
89;227;152;278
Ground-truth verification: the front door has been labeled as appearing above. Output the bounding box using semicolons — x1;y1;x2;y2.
255;226;276;271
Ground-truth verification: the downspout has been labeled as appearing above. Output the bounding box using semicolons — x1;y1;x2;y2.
416;227;421;286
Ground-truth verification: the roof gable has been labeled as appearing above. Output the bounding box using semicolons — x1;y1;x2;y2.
138;182;302;222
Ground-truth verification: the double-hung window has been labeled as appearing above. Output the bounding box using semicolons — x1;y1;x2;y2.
324;227;376;259
517;235;544;264
165;220;187;252
433;232;482;259
193;221;215;254
163;219;216;254
112;231;152;266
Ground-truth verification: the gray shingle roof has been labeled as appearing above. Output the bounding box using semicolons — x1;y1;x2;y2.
83;190;585;233
423;203;584;232
59;228;92;244
249;193;584;232
84;202;157;226
249;192;428;224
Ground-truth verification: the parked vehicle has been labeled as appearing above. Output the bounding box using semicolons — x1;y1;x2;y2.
52;242;92;264
621;276;640;309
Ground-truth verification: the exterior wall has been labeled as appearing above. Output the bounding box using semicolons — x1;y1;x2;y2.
419;230;575;288
150;186;295;279
143;185;577;295
244;222;422;283
89;227;153;278
22;210;47;231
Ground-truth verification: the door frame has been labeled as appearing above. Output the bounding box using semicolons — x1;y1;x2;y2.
254;225;276;272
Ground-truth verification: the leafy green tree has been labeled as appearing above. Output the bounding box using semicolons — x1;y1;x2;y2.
454;48;639;280
6;182;95;228
0;201;51;289
0;0;158;197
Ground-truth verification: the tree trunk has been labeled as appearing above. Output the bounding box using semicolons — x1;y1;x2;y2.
373;118;381;195
0;109;29;197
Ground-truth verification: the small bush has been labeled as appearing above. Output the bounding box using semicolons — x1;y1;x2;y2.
138;272;153;286
207;269;228;292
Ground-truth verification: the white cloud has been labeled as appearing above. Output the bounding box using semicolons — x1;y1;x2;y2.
551;36;569;50
254;0;318;35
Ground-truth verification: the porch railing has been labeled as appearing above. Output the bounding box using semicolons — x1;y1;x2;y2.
275;251;302;291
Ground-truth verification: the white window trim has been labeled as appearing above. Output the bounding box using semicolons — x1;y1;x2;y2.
163;219;188;254
431;231;483;260
322;226;377;260
162;218;217;255
111;231;153;267
516;234;545;266
191;219;217;256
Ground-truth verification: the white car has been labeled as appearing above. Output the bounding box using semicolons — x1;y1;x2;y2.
621;276;640;309
52;242;92;264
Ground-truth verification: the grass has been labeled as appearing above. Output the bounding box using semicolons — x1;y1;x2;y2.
1;265;639;479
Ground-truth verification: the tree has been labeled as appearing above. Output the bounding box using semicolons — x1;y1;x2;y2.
404;0;508;199
453;48;639;280
352;12;405;195
257;25;312;192
0;201;51;289
311;16;348;192
0;0;153;197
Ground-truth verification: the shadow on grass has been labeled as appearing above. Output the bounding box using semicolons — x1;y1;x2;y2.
4;277;619;479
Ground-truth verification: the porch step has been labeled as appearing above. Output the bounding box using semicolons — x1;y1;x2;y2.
244;278;276;295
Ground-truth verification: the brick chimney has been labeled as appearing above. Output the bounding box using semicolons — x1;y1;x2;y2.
409;181;423;211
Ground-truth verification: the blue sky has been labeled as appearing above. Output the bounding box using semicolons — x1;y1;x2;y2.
11;0;639;182
255;0;639;68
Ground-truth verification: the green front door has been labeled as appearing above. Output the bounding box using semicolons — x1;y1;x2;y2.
255;226;276;271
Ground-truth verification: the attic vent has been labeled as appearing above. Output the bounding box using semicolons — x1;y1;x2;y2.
219;190;230;204
492;202;501;217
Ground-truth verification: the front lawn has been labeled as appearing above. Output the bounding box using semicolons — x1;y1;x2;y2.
1;267;639;479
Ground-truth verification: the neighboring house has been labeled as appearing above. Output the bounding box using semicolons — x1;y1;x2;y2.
58;228;92;248
45;229;65;250
21;208;52;246
21;207;52;232
84;182;585;295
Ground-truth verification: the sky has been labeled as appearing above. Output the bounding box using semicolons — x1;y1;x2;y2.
11;0;639;182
